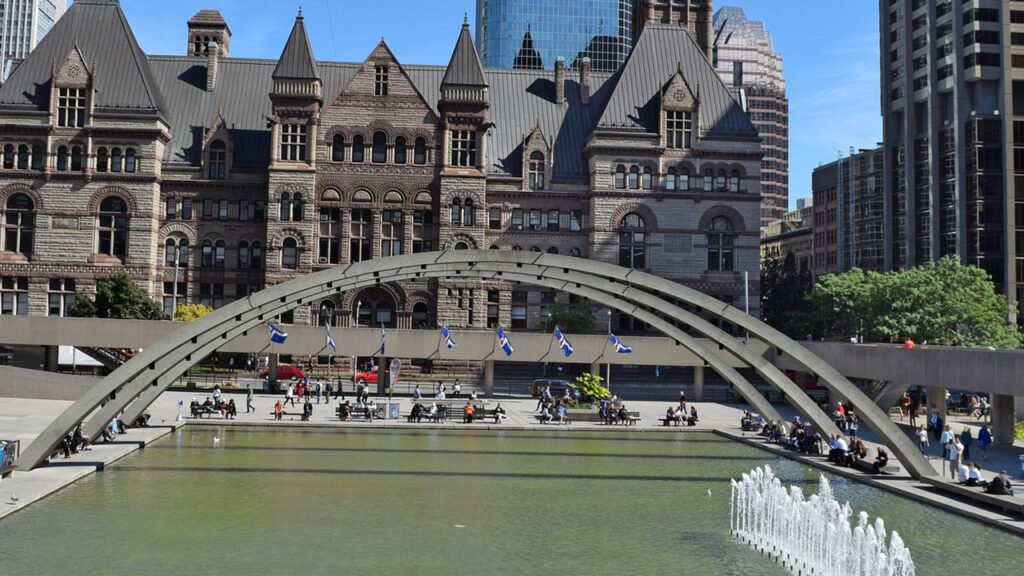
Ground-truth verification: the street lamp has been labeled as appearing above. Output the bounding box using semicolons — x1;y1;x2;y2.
171;245;180;319
543;312;553;378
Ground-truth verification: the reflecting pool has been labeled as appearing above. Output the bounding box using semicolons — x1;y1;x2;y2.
1;427;1019;575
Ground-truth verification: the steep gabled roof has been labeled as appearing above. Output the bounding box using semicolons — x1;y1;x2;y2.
513;30;543;70
272;11;319;81
597;24;755;137
0;0;166;115
441;18;487;88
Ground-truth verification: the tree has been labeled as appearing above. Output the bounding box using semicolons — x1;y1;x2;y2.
760;252;814;338
809;257;1022;349
174;303;213;322
547;299;595;334
67;272;164;320
570;372;609;403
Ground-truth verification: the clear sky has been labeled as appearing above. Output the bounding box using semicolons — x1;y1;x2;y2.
116;0;881;210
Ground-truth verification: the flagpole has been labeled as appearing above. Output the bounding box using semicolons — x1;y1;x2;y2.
606;309;612;393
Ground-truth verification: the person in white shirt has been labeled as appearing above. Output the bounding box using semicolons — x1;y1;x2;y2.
947;439;961;480
964;462;983;486
957;462;970;483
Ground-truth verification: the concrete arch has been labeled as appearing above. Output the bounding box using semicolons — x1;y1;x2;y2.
16;251;932;479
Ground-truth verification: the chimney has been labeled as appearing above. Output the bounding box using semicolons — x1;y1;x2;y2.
696;0;714;63
579;57;591;105
554;57;565;105
206;41;219;92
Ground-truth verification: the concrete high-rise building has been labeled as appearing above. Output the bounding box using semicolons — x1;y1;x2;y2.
475;0;634;71
811;146;885;278
714;6;788;227
880;0;1024;315
0;0;66;70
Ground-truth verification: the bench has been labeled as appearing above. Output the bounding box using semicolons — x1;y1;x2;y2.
535;412;571;425
193;406;224;419
335;405;377;421
851;458;902;476
660;416;698;427
603;411;640;426
920;476;1024;516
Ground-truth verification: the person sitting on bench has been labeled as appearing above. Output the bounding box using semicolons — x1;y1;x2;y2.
554;402;567;425
964;462;983;486
339;400;352;422
463;401;475;423
425;402;438;422
539;406;553;424
493;403;506;424
226;399;237;420
100;426;116;442
616;405;629;425
410;403;424;423
984;470;1014;495
872;447;889;474
301;399;313;421
740;410;754;430
689;405;699;424
273;400;283;421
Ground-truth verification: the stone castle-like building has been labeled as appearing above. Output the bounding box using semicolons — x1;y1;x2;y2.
0;0;761;342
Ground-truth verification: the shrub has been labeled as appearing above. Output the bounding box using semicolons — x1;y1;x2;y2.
571;372;609;404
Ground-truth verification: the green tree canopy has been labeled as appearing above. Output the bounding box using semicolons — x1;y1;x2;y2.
547;299;595;334
810;257;1021;349
67;272;164;320
760;252;814;337
173;303;213;322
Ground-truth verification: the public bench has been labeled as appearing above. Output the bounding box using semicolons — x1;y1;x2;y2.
535;412;572;425
920;476;1024;516
660;416;697;427
335;405;379;421
851;458;902;476
603;411;640;426
193;405;224;419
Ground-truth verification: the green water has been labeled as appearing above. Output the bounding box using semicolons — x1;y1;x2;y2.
1;427;1020;575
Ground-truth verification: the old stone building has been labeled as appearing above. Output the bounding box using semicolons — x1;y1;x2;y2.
0;0;760;343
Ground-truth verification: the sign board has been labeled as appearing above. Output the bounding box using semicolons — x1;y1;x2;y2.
389;358;402;384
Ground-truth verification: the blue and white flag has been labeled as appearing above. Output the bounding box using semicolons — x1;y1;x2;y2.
326;324;336;354
554;327;574;357
442;325;457;349
380;322;387;355
609;333;633;354
267;322;288;344
496;328;514;357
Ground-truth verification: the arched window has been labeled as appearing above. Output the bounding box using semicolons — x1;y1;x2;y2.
463;198;474;226
618;212;646;269
201;239;214;267
666;168;676;191
351;135;365;163
3;145;14;169
214;239;226;268
394;136;407;165
528;151;545;190
98;197;128;258
251;241;263;270
372;131;387;163
451;198;462;225
716;170;726;191
178;238;189;265
375;301;393;326
125;148;138;173
512;245;522;251
279;192;291;221
111;148;123;173
281;237;298;269
30;145;42;170
707;216;735;272
318;301;335;327
680;169;690;191
57;146;68;171
641;166;652;190
569;247;581;257
164;238;188;266
96;147;109;172
208;141;225;179
546;246;558;254
412;302;429;329
71;146;83;171
729;170;741;193
238;240;250;269
331;134;345;162
614;165;625;189
414;137;426;165
529;246;541;252
16;145;28;170
292;193;303;222
3;193;34;256
453;242;470;251
628;166;639;189
703;169;713;192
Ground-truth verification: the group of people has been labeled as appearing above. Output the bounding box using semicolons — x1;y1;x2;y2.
667;404;699;426
56;424;92;458
539;401;568;424
762;416;824;455
189;396;238;419
282;379;336;407
916;422;992;461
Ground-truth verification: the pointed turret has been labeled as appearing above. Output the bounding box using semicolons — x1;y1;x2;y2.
513;28;543;70
269;10;321;168
272;9;321;96
441;16;488;99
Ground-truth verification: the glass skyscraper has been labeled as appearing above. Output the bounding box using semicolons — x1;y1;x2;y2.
475;0;633;71
0;0;67;73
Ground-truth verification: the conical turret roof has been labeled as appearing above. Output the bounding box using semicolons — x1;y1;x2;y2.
273;10;319;81
441;17;486;88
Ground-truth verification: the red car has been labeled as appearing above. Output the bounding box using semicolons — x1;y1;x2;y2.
353;366;397;385
259;364;305;381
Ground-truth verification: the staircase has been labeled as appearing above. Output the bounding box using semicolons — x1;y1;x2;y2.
79;347;134;372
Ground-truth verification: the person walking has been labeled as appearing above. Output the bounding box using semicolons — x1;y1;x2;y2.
916;425;929;455
977;425;992;460
960;426;973;462
245;384;255;413
285;383;296;407
948;437;962;480
316;379;323;404
939;424;954;460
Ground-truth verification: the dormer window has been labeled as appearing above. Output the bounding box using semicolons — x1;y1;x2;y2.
57;88;86;128
666;110;692;149
280;124;307;162
374;65;389;96
528;151;545;190
208;141;226;179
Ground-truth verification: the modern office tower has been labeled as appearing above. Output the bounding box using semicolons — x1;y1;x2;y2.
713;6;788;227
880;0;1024;313
475;0;634;71
0;0;66;71
811;147;886;278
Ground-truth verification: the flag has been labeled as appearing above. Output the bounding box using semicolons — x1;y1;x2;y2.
442;325;457;349
267;322;288;344
325;324;336;354
609;333;633;353
496;328;514;357
554;327;574;357
380;322;386;355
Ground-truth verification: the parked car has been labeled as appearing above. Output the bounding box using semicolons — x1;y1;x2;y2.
259;364;305;382
529;378;571;398
352;366;398;385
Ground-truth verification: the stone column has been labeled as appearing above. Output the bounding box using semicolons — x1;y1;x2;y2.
927;386;947;418
43;345;59;372
991;394;1016;445
483;359;494;398
267;353;279;393
693;366;705;402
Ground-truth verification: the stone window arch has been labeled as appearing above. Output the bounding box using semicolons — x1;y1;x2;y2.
96;147;109;172
98;196;128;259
394;136;407;165
528;151;545;190
618;212;646;269
16;145;28;170
414;137;427;165
281;237;299;269
214;239;226;268
352;134;365;163
56;146;68;171
628;166;639;189
679;168;690;191
614;165;625;189
331;134;345;162
71;146;83;171
641;166;653;190
450;198;461;226
729;170;741;193
291;193;303;222
2;193;34;257
279;192;291;221
716;170;726;191
707;216;735;272
2;145;13;169
238;240;250;269
251;241;263;270
352;189;373;203
372;131;387;164
462;198;474;226
111;148;123;173
125;148;138;173
546;246;558;254
30;145;42;171
318;300;336;327
201;239;214;267
412;301;430;329
703;169;713;192
666;167;676;191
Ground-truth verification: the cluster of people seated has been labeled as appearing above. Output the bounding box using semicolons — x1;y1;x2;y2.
762;416;823;455
826;434;869;467
190;397;237;419
598;398;630;425
336;399;377;422
56;423;92;458
539;401;568;424
955;461;1014;495
740;410;766;431
667;405;699;426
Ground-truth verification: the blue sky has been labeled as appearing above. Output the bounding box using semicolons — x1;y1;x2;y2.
117;0;881;210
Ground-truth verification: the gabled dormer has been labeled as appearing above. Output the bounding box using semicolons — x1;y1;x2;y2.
521;122;552;191
201;113;233;180
270;10;322;168
439;17;489;173
513;28;543;70
50;44;94;129
661;67;699;150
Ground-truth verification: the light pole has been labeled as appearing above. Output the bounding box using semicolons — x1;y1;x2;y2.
171;245;180;319
543;312;552;378
606;308;612;393
352;301;362;388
